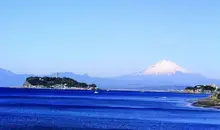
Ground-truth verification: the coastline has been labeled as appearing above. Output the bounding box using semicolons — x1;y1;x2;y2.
8;86;97;91
192;98;220;109
8;86;201;94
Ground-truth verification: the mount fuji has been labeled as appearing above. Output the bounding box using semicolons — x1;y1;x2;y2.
118;60;220;89
133;60;189;76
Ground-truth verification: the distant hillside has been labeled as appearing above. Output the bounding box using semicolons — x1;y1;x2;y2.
0;68;32;87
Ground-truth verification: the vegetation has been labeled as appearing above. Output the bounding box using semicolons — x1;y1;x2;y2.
185;86;195;91
24;76;97;90
184;84;220;109
193;91;220;109
184;85;217;93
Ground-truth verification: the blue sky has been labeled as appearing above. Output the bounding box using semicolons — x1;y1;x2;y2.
0;0;220;78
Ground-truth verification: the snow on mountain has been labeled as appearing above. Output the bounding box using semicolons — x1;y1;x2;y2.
134;60;189;75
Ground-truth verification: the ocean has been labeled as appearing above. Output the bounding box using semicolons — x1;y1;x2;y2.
0;87;219;130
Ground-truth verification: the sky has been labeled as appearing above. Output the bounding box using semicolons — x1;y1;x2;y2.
0;0;220;78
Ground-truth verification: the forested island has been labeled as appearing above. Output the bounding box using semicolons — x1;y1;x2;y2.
184;85;218;93
23;76;98;90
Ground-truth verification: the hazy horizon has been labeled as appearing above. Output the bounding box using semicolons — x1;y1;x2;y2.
1;0;220;78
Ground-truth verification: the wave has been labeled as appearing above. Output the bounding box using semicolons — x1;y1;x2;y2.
0;95;170;103
0;102;219;113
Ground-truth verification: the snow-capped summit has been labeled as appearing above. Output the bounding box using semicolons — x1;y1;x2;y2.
135;60;189;75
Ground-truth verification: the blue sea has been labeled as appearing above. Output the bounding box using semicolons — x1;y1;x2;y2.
0;88;220;130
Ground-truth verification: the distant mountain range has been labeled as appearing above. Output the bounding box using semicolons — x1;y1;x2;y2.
0;68;32;87
1;60;220;90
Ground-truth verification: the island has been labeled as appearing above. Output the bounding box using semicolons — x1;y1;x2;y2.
23;76;98;90
184;84;218;94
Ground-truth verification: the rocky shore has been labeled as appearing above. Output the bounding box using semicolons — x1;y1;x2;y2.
192;98;220;109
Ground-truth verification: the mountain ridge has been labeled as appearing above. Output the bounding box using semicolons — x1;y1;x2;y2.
0;60;220;89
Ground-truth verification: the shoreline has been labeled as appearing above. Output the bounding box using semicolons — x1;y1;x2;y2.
9;87;178;92
192;98;220;109
6;86;208;94
7;86;98;91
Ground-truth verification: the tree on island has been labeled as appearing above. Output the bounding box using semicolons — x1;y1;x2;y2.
185;85;217;93
24;76;97;89
185;86;195;93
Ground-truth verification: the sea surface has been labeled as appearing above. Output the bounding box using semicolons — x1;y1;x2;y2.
0;88;220;130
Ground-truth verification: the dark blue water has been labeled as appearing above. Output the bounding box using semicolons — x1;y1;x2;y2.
0;88;219;130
